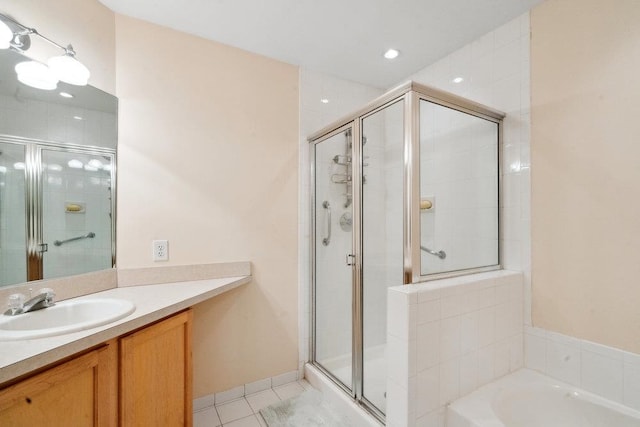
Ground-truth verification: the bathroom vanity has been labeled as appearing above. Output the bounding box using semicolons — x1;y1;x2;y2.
0;275;250;426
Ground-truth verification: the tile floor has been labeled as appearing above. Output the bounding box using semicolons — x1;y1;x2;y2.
194;379;313;427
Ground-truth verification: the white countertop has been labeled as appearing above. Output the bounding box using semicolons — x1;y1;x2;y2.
0;275;250;385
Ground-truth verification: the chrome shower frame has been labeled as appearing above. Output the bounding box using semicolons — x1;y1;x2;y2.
309;81;505;423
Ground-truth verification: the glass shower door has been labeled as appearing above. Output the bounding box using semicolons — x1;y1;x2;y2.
312;125;355;391
361;100;405;415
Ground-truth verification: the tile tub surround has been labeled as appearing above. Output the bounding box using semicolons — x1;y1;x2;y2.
525;326;640;412
0;275;250;385
386;270;523;427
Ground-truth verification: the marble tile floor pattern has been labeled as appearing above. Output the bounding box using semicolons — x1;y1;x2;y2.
194;379;314;427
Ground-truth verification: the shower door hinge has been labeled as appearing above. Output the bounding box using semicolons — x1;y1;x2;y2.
38;243;48;253
346;254;355;266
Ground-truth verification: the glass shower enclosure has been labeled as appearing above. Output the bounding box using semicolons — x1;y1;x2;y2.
310;82;504;421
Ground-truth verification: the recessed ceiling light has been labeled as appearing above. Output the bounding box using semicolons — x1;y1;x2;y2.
452;77;464;83
383;49;400;60
73;115;83;120
59;92;74;98
320;98;329;104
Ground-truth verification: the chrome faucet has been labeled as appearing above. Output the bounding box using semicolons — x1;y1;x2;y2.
4;288;55;316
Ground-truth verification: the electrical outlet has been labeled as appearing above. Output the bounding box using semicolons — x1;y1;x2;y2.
152;240;168;261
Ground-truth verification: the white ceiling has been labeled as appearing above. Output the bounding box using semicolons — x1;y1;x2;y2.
99;0;542;89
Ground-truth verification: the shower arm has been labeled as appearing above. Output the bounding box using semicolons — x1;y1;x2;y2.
421;245;446;260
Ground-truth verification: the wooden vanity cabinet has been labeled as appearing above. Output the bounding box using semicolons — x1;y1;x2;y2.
0;309;193;427
119;309;193;426
0;341;118;427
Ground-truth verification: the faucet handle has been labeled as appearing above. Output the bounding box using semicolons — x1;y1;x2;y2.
6;293;25;315
38;288;55;304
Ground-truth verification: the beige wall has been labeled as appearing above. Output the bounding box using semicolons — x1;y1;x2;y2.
531;0;640;353
2;0;116;93
114;15;299;394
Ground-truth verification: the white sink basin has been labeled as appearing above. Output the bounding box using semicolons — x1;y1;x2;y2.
0;297;135;341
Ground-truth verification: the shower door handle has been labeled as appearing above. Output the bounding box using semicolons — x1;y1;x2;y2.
322;201;331;246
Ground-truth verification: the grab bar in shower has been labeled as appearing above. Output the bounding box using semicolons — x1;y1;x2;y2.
54;232;96;247
322;201;331;246
421;245;446;259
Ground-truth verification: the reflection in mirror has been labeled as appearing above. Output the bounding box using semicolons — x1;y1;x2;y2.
419;99;499;275
0;142;27;285
0;48;117;288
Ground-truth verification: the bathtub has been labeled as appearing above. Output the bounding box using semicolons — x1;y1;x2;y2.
447;369;640;427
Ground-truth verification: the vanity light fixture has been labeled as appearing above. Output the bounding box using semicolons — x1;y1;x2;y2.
73;115;83;120
452;77;464;83
48;47;90;86
383;49;400;59
0;12;90;88
59;91;74;98
15;61;58;90
321;98;329;104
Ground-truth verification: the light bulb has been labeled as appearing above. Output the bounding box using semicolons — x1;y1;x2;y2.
0;20;12;49
383;49;400;59
48;53;90;86
15;61;58;90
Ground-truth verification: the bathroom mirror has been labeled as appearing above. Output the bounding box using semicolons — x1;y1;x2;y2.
0;48;117;288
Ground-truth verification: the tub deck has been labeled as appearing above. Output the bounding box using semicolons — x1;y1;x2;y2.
448;368;640;427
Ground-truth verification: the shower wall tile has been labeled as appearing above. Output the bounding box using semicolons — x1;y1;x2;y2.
525;326;640;411
387;270;523;427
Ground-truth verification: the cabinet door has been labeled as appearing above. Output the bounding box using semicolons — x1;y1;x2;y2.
120;310;193;426
0;342;117;427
